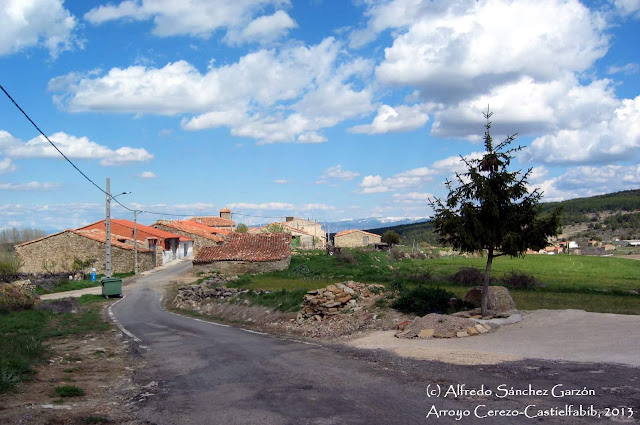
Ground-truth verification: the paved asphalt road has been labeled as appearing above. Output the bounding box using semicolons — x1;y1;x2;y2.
112;262;640;425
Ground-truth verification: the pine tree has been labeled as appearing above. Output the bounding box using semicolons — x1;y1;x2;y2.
430;108;562;315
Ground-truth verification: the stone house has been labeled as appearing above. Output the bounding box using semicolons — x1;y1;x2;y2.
79;219;193;266
334;229;382;248
189;207;236;230
152;220;226;255
277;217;326;247
192;233;291;275
15;228;155;275
248;222;317;249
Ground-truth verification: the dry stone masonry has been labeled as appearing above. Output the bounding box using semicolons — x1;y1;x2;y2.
300;281;386;319
395;313;492;339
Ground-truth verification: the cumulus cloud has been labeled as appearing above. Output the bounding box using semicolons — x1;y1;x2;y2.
140;171;157;179
523;95;640;165
50;38;375;144
429;75;620;139
607;63;640;75
372;0;608;102
536;164;640;202
360;167;434;194
0;181;60;191
392;192;434;204
317;165;360;183
0;130;153;166
613;0;640;18
273;179;289;184
0;0;79;57
0;158;16;174
349;104;430;134
85;0;295;44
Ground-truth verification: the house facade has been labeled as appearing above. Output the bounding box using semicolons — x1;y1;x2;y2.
15;229;155;275
79;219;193;266
152;220;225;255
249;222;317;249
279;217;326;247
334;229;382;248
192;233;291;275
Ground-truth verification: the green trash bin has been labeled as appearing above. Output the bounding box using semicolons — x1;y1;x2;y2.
101;277;122;298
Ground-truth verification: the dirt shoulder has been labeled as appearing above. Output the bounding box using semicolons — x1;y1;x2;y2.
0;304;147;425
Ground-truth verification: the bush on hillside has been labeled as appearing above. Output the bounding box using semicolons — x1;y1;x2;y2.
500;271;545;289
0;283;40;313
450;267;485;286
389;247;407;261
391;287;456;316
335;250;358;265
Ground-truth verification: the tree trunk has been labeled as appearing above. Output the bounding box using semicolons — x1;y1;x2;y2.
481;248;494;317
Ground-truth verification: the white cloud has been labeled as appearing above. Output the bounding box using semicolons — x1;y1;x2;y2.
317;165;360;183
607;63;640;75
0;158;16;174
51;38;374;144
85;0;294;44
349;104;430;134
273;179;289;184
430;152;484;175
0;181;60;191
360;167;434;194
373;0;608;102
523;95;640;165
0;0;79;57
430;75;620;139
228;202;294;210
230;10;297;44
392;192;434;204
140;171;157;179
536;164;640;202
613;0;640;18
0;130;153;166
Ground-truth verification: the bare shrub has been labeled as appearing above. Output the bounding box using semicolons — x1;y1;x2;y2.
450;267;484;286
500;271;545;289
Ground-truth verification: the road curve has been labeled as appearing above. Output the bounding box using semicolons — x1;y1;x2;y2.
112;262;640;425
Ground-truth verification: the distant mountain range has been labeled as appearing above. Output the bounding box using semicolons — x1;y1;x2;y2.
321;217;430;233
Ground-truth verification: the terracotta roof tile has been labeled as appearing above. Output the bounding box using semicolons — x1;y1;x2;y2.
193;233;291;263
189;216;235;227
154;220;226;242
78;219;192;242
74;229;153;252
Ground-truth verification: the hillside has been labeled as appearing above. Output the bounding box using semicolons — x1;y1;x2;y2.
367;189;640;246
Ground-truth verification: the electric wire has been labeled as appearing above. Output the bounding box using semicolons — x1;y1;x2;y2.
1;83;323;223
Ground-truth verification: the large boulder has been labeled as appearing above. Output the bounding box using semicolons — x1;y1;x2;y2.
463;286;516;312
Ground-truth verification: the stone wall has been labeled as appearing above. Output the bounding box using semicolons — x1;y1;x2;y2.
152;224;221;255
334;231;381;248
15;231;155;275
193;257;291;275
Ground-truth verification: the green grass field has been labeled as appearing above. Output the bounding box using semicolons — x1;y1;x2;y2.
0;295;110;393
231;249;640;315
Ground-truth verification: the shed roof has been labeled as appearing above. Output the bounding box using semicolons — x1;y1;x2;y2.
189;216;235;227
335;229;381;238
193;233;291;263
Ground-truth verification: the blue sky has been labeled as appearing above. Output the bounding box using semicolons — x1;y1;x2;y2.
1;0;639;230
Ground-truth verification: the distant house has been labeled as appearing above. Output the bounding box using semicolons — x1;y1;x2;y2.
192;233;291;275
603;244;616;252
334;229;382;248
622;240;640;247
542;245;563;255
15;228;155;275
278;217;326;247
189;208;236;231
249;222;317;249
152;220;226;255
79;219;193;266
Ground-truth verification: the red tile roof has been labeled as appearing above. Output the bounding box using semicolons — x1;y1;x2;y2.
189;216;235;227
154;220;226;242
14;229;152;252
78;219;192;242
193;233;291;263
335;229;381;238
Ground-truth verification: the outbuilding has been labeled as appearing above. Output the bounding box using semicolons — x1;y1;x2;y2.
334;229;382;248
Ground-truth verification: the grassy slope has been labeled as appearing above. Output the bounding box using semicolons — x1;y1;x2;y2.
0;295;110;393
236;250;640;315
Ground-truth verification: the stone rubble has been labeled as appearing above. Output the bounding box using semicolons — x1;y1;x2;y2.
395;313;492;339
173;277;271;311
299;281;386;320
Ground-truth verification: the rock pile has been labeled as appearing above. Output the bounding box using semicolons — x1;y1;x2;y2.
300;281;386;319
174;281;270;310
395;313;491;339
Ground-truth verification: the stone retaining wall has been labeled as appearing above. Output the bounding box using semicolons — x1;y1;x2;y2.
192;257;291;275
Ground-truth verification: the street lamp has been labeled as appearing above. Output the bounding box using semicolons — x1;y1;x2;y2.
105;178;130;278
